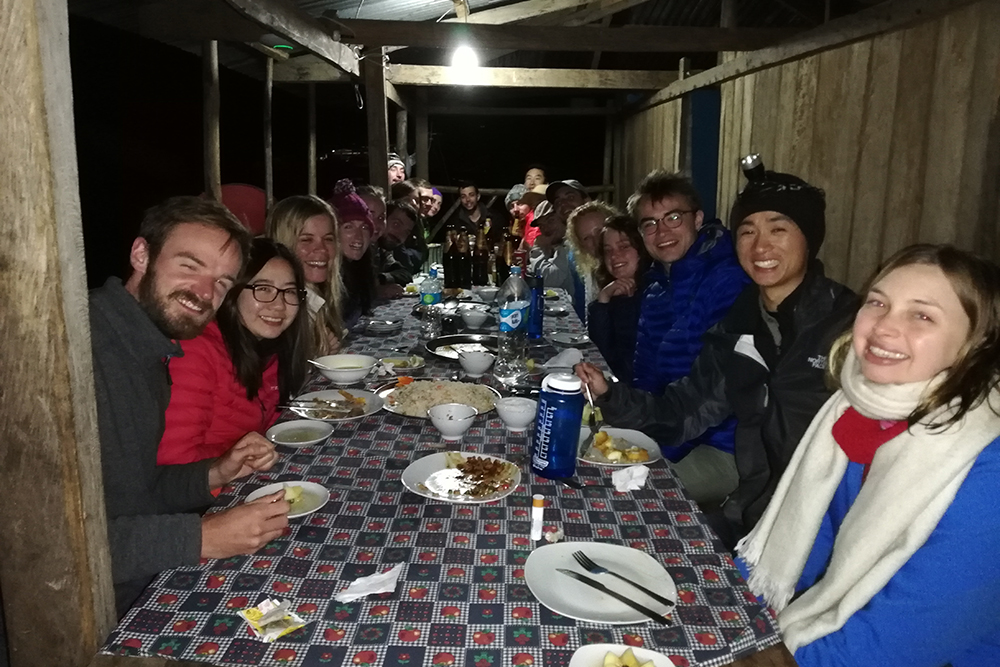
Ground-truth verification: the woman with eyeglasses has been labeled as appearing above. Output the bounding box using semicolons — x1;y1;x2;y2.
157;238;309;466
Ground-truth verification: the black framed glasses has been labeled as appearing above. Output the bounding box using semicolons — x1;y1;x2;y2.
244;284;307;306
639;210;694;236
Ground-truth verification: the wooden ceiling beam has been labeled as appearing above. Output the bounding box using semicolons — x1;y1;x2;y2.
223;0;358;76
333;20;799;52
634;0;982;113
446;0;593;24
273;55;676;89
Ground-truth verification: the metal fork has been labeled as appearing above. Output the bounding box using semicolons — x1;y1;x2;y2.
580;384;600;454
572;551;675;608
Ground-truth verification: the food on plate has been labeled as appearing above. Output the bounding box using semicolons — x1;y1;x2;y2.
273;427;325;444
437;342;492;356
294;390;366;419
405;283;418;293
581;404;604;423
283;484;303;506
602;648;654;667
440;453;517;498
544;289;558;298
388;380;496;417
380;355;424;369
586;431;650;463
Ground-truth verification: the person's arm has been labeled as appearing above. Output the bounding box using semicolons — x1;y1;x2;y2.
794;443;1000;667
157;337;218;465
529;244;572;288
580;331;735;449
378;249;413;286
108;513;203;583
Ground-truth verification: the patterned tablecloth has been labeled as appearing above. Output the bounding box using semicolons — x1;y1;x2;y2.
99;291;781;667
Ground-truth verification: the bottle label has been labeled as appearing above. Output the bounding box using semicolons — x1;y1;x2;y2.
421;292;441;305
499;305;528;332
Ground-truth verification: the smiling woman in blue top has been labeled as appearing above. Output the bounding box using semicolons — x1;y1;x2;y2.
738;244;1000;667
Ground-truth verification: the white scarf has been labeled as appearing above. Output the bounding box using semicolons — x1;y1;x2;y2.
736;347;1000;651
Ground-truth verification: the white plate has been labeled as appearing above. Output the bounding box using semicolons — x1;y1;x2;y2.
290;389;383;422
545;304;569;316
570;644;673;667
266;420;334;447
246;481;331;519
577;427;663;467
524;542;676;624
549;332;591;347
401;452;521;504
374;379;500;419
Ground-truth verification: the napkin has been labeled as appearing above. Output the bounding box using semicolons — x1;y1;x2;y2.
334;563;404;602
611;465;649;492
544;348;583;370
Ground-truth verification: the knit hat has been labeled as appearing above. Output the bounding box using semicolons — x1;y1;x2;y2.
505;184;527;209
387;153;405;170
329;179;374;235
729;171;826;259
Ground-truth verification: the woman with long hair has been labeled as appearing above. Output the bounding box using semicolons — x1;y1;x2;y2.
567;201;617;313
158;238;309;465
738;244;1000;666
266;195;344;355
329;179;377;328
586;214;651;382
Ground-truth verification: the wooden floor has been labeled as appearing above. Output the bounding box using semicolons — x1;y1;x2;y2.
88;642;798;667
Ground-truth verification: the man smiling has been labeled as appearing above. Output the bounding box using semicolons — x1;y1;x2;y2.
578;170;857;547
90;197;289;615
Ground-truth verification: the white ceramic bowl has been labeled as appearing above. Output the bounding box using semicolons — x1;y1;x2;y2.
474;286;499;302
266;419;334;447
427;403;478;441
458;351;495;378
494;397;538;433
460;308;489;330
313;354;378;385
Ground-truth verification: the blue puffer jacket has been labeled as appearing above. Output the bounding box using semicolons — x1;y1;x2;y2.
632;221;750;459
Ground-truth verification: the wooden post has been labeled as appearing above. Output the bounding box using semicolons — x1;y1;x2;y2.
0;0;116;663
363;48;390;191
264;57;274;210
395;109;408;164
613;115;625;207
203;40;222;200
676;57;692;173
415;89;430;181
602;101;614;200
308;83;317;196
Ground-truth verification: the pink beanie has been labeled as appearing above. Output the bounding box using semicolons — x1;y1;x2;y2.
329;179;374;234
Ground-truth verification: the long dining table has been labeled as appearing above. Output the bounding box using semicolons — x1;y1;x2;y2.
98;289;794;667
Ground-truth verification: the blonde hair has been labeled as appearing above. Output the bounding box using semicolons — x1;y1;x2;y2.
828;244;1000;428
567;201;618;277
266;195;345;355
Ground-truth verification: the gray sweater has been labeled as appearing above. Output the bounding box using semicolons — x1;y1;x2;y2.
89;278;216;616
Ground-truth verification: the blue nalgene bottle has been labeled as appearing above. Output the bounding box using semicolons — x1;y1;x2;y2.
531;373;585;479
527;271;544;340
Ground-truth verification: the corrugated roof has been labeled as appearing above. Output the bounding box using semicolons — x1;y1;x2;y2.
296;0;513;22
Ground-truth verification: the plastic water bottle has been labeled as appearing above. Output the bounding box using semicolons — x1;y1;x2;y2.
527;271;545;340
494;266;530;383
420;268;443;305
531;373;585;479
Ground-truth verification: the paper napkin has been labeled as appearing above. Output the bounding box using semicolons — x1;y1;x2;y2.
611;465;649;492
544;348;583;370
334;563;404;602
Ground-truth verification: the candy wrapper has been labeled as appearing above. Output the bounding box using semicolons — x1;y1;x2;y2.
238;598;308;642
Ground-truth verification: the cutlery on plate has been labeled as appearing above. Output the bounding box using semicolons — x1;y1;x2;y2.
307;359;333;371
555;569;671;626
580;384;602;453
572;551;675;608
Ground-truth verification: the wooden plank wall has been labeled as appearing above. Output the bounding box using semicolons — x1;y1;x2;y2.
716;0;1000;289
616;99;681;207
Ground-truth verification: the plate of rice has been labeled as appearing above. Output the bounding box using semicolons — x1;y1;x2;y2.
375;378;501;418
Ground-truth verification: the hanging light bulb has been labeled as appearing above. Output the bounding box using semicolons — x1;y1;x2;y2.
450;45;479;73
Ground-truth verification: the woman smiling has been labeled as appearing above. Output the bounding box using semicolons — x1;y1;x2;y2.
739;244;1000;667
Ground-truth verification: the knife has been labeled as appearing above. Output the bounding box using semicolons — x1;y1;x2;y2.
556;568;672;625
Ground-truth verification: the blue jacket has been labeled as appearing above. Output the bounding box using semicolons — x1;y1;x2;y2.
792;436;1000;667
632;221;750;458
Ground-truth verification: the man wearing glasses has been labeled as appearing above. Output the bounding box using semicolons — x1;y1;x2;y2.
623;171;750;504
89;197;288;616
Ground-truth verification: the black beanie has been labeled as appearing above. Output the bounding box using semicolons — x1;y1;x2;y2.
729;171;826;259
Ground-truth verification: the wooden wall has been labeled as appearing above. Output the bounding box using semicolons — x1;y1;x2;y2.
616;99;682;207
716;0;1000;289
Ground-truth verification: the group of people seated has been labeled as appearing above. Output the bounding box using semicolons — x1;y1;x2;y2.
86;150;1000;667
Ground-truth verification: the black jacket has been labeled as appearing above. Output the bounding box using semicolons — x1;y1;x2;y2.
598;266;858;540
587;291;641;383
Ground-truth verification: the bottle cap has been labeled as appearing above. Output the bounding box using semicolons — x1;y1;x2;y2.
541;373;582;393
429;268;437;278
532;494;544;508
510;266;522;276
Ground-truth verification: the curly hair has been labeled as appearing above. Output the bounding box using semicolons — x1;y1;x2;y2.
828;244;1000;428
594;214;652;289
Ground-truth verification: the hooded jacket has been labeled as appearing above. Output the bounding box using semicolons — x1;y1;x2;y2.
600;265;857;540
632;220;751;458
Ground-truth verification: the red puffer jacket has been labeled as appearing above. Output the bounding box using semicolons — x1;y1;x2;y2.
158;321;280;465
